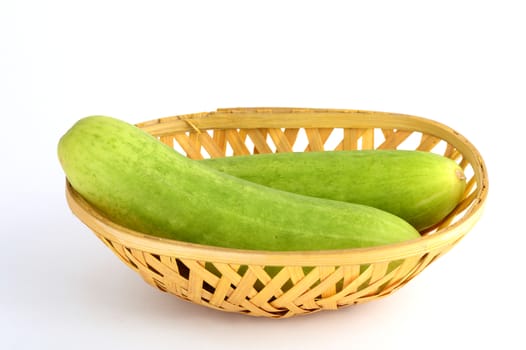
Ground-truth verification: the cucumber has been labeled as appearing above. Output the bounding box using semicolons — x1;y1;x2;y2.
58;116;420;251
201;150;466;231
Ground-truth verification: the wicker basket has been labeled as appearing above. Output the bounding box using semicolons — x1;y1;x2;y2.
65;107;488;318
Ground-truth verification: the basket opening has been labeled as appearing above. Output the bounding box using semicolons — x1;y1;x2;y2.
394;130;423;151
202;280;215;294
323;128;343;150
163;135;187;157
176;258;190;279
146;263;163;277
291;128;306;152
430;139;449;156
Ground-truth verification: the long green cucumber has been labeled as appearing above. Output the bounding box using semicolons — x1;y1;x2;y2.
201;150;466;231
58;116;420;251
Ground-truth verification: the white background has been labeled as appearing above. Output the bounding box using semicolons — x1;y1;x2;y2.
1;0;524;349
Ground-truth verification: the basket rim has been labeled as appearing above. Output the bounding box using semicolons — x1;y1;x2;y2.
66;107;488;266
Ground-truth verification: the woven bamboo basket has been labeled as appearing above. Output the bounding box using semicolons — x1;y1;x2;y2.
65;107;488;318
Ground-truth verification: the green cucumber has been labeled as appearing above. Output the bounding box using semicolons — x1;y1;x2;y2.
201;150;466;231
58;116;420;251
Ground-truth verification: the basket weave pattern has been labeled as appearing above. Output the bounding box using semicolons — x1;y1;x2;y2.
66;108;487;318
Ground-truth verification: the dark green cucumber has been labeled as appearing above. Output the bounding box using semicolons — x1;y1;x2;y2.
201;150;466;231
58;116;421;251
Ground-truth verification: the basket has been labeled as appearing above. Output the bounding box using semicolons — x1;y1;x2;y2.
65;107;488;318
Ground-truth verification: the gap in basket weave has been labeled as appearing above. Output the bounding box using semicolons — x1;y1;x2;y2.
290;128;308;152
323;128;344;151
391;131;423;151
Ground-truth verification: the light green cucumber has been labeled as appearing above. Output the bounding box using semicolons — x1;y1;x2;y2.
201;150;466;231
58;116;420;251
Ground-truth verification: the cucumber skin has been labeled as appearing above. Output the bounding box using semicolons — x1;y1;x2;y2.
58;116;420;251
201;150;466;231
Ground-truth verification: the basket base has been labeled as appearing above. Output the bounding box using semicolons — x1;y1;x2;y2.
95;232;425;318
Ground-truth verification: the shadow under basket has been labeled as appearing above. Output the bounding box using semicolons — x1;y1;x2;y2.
65;107;488;318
